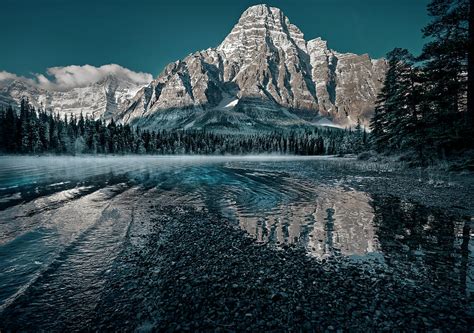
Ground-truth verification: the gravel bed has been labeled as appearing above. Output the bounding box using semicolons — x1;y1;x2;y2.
90;205;472;332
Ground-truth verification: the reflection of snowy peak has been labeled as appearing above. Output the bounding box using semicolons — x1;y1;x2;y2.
0;75;149;119
119;4;387;130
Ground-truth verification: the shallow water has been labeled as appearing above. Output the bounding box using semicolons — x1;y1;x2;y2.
0;156;472;320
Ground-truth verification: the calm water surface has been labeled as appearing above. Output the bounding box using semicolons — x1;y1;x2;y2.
0;156;472;317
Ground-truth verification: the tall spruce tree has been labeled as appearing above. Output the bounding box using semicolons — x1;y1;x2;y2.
371;48;419;153
420;0;470;155
371;0;471;161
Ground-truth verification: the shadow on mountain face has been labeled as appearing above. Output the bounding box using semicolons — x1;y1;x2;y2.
127;95;333;133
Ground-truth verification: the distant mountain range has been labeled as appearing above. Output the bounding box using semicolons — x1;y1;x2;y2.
0;73;148;120
0;4;387;131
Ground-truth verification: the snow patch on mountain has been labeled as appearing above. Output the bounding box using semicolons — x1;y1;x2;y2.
223;99;239;109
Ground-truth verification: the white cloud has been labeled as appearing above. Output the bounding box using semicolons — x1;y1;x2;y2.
0;71;19;81
0;71;36;87
0;64;153;90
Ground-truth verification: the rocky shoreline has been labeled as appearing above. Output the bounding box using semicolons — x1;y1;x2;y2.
88;206;471;331
344;164;474;218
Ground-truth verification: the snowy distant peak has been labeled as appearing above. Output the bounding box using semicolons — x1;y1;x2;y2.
0;65;153;119
1;79;40;92
0;64;152;93
37;64;153;91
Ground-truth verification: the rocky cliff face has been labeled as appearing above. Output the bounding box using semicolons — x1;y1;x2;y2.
307;38;387;125
119;4;387;130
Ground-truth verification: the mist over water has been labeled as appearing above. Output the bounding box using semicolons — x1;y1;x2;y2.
0;156;472;321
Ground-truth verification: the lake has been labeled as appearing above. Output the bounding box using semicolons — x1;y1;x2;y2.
0;156;472;330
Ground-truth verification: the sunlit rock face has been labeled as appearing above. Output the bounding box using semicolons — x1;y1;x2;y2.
307;39;387;126
119;4;387;130
218;5;317;112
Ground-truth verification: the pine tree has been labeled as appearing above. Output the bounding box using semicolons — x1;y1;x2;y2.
371;47;428;159
18;100;27;152
38;110;50;152
353;118;364;153
420;0;470;155
371;48;414;152
28;108;41;153
2;106;17;152
78;112;85;137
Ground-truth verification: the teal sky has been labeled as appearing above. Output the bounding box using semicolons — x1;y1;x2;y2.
1;0;430;77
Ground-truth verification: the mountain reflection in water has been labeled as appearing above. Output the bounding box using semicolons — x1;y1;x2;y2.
0;156;472;316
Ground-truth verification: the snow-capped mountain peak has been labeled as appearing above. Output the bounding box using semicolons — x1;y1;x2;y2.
218;4;307;55
1;6;387;131
117;4;387;131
